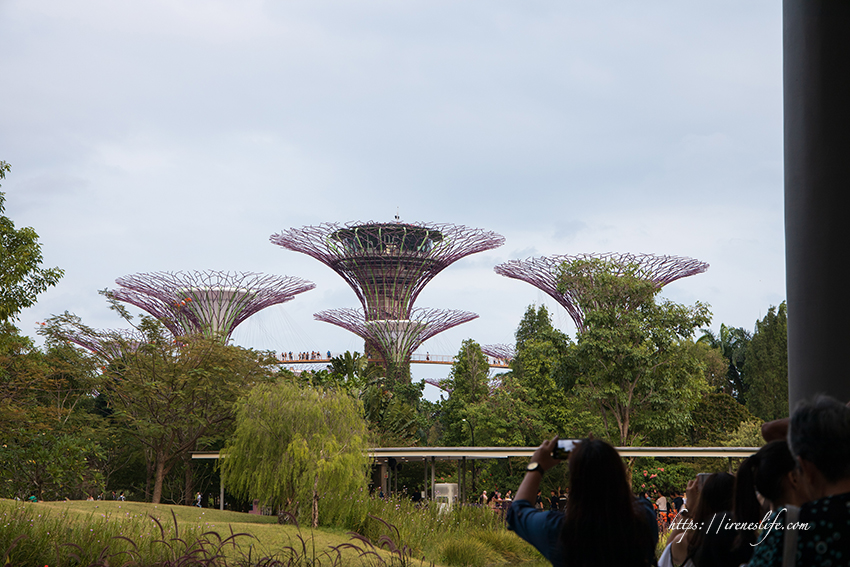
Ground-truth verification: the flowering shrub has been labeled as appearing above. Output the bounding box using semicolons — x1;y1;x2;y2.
630;459;696;496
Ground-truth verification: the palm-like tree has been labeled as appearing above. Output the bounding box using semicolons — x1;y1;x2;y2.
697;323;751;401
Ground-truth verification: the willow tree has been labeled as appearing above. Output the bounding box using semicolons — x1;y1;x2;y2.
221;379;370;527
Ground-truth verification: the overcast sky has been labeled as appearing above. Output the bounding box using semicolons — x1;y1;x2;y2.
0;1;784;398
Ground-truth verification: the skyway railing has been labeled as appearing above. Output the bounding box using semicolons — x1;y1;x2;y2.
275;353;511;368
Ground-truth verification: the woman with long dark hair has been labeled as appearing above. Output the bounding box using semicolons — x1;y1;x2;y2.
684;441;810;567
507;437;657;566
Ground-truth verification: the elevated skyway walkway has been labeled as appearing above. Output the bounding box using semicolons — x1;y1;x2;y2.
275;352;510;368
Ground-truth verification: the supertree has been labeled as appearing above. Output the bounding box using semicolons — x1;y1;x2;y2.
63;327;146;362
109;271;315;342
494;253;708;333
313;307;478;387
481;344;515;363
270;221;504;320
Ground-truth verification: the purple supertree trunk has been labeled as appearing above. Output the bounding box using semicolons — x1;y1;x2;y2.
314;306;478;383
494;253;708;333
270;221;504;320
109;271;315;342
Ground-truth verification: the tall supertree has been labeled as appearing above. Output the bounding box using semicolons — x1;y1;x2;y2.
494;253;708;333
270;221;504;320
109;271;315;342
314;307;478;386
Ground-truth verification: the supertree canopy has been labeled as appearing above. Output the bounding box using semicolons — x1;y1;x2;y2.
494;253;708;333
481;343;515;362
60;327;144;362
314;307;478;383
109;271;315;342
270;221;504;320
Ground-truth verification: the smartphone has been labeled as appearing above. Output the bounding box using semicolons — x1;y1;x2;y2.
552;439;580;460
697;473;711;489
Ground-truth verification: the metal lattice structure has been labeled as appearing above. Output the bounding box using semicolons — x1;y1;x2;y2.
270;221;504;320
314;307;478;372
65;327;145;362
494;253;708;333
481;344;515;362
110;271;315;341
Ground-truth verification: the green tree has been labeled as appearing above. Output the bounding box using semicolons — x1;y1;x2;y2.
686;340;731;395
317;351;419;446
722;419;765;448
441;340;490;446
221;379;370;527
114;327;277;504
0;325;107;500
41;310;279;504
560;258;711;446
515;304;557;352
743;302;788;421
688;392;756;445
697;323;751;400
0;162;64;322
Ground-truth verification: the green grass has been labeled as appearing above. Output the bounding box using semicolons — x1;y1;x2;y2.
2;498;544;566
1;499;390;566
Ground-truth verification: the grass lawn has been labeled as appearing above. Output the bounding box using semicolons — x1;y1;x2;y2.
8;499;413;566
4;499;547;566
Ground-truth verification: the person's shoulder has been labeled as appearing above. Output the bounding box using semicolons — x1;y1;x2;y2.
800;490;850;519
747;511;786;567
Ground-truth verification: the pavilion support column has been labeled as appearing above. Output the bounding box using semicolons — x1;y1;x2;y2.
219;478;224;511
423;459;428;499
785;0;850;409
457;460;462;504
461;457;467;504
430;457;435;501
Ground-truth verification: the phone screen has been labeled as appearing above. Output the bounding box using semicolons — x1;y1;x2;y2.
552;439;579;460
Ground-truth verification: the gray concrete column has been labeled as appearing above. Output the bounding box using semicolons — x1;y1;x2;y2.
430;457;435;501
785;0;850;408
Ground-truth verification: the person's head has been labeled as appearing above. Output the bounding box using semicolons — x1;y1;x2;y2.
560;438;648;567
687;472;735;561
735;440;806;520
789;395;850;498
690;472;734;523
566;439;632;510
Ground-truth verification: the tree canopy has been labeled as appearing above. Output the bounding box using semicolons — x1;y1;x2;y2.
743;302;788;421
221;378;370;527
559;258;711;446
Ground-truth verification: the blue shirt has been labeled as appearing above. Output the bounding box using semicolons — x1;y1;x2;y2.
507;497;658;566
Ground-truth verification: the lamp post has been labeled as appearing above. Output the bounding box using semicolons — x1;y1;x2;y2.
462;418;476;498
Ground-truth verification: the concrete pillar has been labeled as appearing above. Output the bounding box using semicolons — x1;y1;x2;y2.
785;0;850;408
219;477;224;511
430;457;435;501
461;457;467;503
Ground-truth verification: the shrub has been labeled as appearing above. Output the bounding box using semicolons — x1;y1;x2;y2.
439;538;498;567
